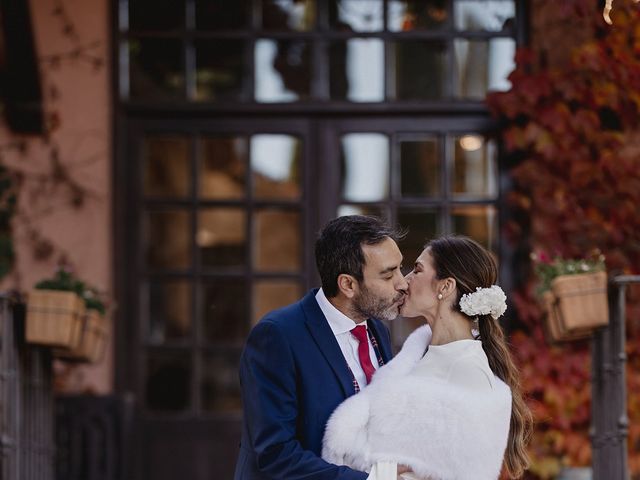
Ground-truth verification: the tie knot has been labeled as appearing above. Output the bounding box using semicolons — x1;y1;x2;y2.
351;324;368;342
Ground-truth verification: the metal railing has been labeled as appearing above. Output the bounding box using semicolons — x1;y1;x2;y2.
591;275;640;479
0;296;55;480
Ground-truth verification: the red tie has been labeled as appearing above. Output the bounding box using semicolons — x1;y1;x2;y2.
351;325;376;385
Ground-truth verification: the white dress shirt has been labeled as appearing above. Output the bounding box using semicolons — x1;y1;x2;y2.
315;288;380;391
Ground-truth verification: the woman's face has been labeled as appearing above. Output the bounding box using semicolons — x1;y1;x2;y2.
401;248;442;318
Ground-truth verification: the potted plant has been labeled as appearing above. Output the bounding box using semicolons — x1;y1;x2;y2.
532;251;609;342
26;267;108;363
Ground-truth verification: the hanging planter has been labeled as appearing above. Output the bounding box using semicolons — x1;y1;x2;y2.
26;289;85;349
534;253;609;343
55;309;108;363
25;267;109;361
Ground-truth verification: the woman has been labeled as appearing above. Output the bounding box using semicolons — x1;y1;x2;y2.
322;236;532;479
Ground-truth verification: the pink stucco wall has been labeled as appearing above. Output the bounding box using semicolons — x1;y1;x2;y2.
0;0;112;393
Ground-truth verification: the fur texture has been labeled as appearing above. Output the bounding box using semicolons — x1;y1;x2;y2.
322;326;512;480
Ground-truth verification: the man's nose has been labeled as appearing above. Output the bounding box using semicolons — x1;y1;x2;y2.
397;272;409;292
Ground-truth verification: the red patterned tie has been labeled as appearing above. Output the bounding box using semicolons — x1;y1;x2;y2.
351;325;376;385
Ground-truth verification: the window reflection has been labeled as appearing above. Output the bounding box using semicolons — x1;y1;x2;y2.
198;208;247;268
338;204;388;220
253;280;302;324
397;209;439;269
454;38;515;98
254;209;301;272
254;39;311;102
392;41;447;100
262;0;316;31
454;0;515;32
201;351;242;412
194;40;246;101
341;133;389;202
199;136;246;200
452;135;497;198
330;0;384;32
250;134;301;199
452;205;497;251
202;280;248;342
388;0;449;32
146;353;191;412
400;139;441;197
143;136;190;197
196;0;250;30
330;39;384;102
145;281;192;343
144;210;191;270
129;38;185;100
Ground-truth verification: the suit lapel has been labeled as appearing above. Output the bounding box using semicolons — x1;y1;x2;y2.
301;291;355;398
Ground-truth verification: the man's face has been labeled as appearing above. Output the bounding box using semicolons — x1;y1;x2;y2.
353;237;408;321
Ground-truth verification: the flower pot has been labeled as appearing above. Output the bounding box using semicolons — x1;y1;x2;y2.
54;309;108;363
26;290;85;349
542;291;591;342
551;271;609;331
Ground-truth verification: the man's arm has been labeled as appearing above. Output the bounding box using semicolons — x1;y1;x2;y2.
240;320;368;480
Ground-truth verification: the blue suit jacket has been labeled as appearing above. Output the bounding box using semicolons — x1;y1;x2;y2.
234;289;393;480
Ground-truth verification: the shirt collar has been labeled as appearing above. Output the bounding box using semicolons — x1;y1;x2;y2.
315;288;367;335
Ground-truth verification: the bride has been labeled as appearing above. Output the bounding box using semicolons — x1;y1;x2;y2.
322;236;532;480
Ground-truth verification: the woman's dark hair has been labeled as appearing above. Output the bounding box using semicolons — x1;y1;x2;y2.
427;235;533;478
315;215;403;297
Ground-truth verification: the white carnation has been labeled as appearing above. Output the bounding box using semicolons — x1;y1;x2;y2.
459;285;507;320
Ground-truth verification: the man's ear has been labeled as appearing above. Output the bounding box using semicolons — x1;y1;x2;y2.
337;274;358;299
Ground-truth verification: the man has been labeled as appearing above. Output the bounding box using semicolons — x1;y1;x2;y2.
234;215;408;479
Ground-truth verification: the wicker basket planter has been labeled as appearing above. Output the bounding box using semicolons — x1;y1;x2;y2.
543;271;609;342
55;309;108;363
26;290;85;349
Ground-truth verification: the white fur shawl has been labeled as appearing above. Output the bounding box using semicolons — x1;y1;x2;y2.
322;326;512;480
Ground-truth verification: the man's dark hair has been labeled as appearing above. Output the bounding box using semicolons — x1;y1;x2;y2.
315;215;404;297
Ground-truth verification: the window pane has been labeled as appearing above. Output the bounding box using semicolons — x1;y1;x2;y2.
144;210;191;269
254;39;311;102
198;208;246;268
454;0;515;32
397;209;439;268
144;281;192;343
341;133;389;202
452;135;497;198
129;0;184;30
400;138;441;197
262;0;316;31
194;40;246;101
199;136;247;199
330;39;384;102
254;209;301;272
202;280;248;343
129;38;184;100
330;0;383;32
454;38;515;98
143;136;190;197
196;0;250;30
392;41;447;100
452;205;497;251
253;280;303;324
201;351;242;413
250;135;301;199
338;204;388;220
388;0;450;32
145;352;191;412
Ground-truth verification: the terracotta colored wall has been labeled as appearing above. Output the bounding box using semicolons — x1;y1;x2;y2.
0;0;112;393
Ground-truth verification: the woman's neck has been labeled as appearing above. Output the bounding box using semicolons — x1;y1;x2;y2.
429;311;474;345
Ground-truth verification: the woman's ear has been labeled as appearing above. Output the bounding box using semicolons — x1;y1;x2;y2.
439;277;457;300
337;274;358;299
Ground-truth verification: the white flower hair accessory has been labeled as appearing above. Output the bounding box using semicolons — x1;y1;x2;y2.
459;285;507;320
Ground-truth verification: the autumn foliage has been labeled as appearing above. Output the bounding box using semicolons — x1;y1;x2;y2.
487;1;640;478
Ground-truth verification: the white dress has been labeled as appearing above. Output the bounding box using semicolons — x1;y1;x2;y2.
322;326;512;480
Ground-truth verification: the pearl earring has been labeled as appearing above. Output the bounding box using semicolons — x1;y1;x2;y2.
437;293;443;300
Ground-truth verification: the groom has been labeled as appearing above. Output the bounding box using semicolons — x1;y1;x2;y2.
234;215;408;479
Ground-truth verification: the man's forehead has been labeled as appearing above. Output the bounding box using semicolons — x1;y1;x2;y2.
362;238;402;265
